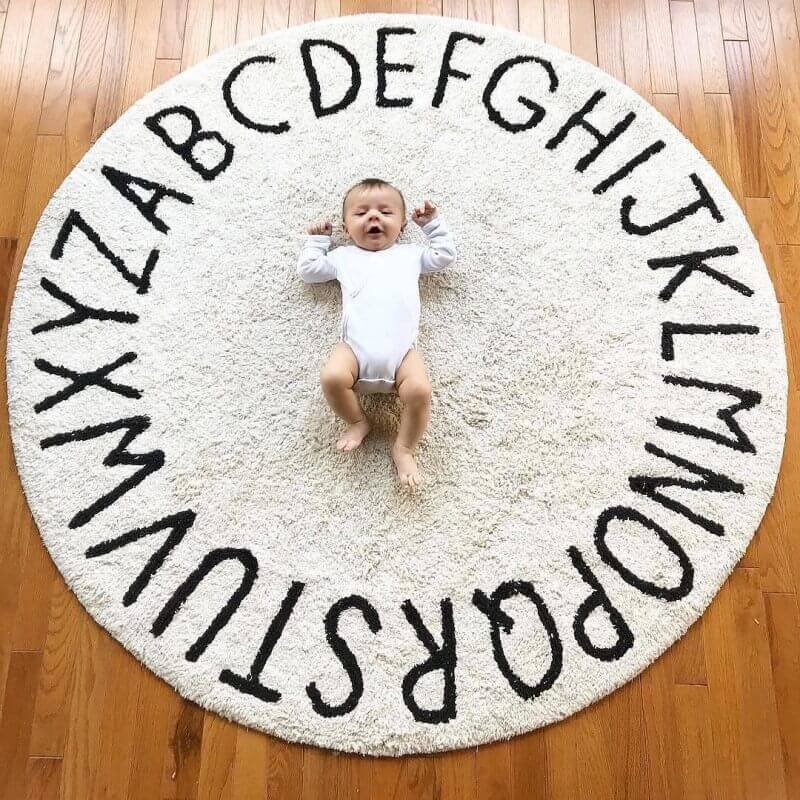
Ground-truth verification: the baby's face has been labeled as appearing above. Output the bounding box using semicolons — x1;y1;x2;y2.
342;187;406;251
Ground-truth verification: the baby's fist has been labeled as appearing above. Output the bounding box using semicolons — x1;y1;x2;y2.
412;200;438;227
307;218;332;235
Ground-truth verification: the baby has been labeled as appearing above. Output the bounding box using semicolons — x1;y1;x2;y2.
297;178;457;492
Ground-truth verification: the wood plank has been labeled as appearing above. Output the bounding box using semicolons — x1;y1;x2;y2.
124;666;186;800
0;652;43;800
544;713;581;799
644;0;678;92
594;0;626;82
301;748;340;800
0;0;37;164
65;0;113;169
0;135;65;687
694;0;729;91
476;739;512;799
519;0;545;40
197;708;238;800
641;653;685;799
262;0;290;33
705;568;789;800
152;57;181;88
778;245;800;387
621;0;653;100
54;613;111;799
768;0;800;146
10;534;59;653
119;0;163;113
652;91;681;127
231;725;269;798
157;0;189;59
724;40;770;197
159;700;205;800
495;0;519;31
23;756;62;800
743;0;800;242
181;0;213;70
0;0;62;238
91;638;143;800
544;0;570;51
673;684;717;800
434;747;476;800
764;592;800;800
90;0;138;142
719;0;748;38
670;0;713;158
38;0;86;135
569;0;597;63
671;617;708;685
236;0;265;41
510;733;547;799
209;0;239;55
705;92;745;206
314;0;340;19
27;583;84;756
468;0;494;21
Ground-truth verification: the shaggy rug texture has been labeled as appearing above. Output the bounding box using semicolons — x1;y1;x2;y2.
5;12;788;756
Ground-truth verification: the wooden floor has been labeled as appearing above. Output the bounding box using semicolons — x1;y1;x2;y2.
0;0;798;797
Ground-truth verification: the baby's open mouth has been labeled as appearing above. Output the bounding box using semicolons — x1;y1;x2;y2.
367;226;382;234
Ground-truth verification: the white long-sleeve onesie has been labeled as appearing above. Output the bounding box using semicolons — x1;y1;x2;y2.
297;216;457;394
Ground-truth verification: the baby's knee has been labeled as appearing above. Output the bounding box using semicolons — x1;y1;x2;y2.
400;378;432;405
320;365;353;392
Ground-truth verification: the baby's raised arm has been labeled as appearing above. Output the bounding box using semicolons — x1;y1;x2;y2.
297;218;337;283
418;216;457;274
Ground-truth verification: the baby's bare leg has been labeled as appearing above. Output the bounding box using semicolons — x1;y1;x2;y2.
320;343;371;452
391;348;432;492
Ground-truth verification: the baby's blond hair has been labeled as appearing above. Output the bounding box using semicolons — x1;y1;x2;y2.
341;178;407;222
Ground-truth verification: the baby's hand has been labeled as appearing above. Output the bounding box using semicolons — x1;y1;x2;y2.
411;200;438;227
307;218;333;235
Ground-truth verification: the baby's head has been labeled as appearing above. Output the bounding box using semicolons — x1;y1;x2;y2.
341;178;407;251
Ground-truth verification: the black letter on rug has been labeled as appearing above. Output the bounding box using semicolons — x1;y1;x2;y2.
629;441;744;537
32;277;138;334
306;594;382;717
376;27;415;108
84;509;198;605
483;55;558;132
101;165;193;234
151;547;259;662
568;547;634;661
545;89;635;171
621;172;723;235
34;351;141;412
593;140;666;194
661;321;759;361
51;209;158;295
300;39;361;117
40;416;165;529
144;105;234;180
657;374;761;453
222;55;291;133
594;506;694;601
432;31;486;108
401;598;457;723
648;246;753;301
472;580;563;700
219;581;306;703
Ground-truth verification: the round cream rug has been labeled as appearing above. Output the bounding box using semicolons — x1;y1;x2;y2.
5;12;788;756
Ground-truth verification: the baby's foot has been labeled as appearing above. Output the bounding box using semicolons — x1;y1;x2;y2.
391;441;422;493
336;418;371;452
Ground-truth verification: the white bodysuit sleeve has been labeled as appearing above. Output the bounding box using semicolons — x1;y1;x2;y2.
297;233;338;283
419;216;457;274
